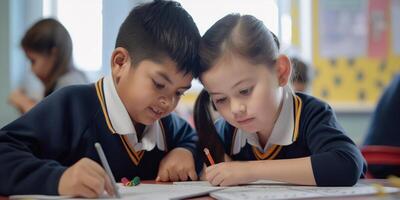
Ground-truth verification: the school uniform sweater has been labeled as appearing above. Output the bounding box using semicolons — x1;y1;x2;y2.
214;86;366;186
0;76;200;195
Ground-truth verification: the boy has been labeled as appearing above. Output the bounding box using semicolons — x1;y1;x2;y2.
0;0;201;198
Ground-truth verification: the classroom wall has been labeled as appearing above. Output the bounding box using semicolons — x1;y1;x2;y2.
0;0;18;127
335;112;372;145
311;0;400;145
0;0;44;127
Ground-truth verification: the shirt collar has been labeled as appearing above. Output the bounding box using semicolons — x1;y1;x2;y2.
232;85;298;154
101;75;165;151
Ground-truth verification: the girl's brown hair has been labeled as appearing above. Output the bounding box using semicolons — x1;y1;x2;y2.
21;18;74;96
194;14;281;164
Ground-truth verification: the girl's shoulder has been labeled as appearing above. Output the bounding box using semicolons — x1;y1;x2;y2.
55;69;89;90
295;92;334;115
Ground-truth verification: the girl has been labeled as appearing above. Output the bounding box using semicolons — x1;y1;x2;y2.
9;18;88;113
194;14;366;187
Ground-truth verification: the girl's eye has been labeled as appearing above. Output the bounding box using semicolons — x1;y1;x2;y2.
215;97;227;104
240;87;253;96
152;79;165;89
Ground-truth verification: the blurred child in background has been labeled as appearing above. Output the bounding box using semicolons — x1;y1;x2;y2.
9;18;88;113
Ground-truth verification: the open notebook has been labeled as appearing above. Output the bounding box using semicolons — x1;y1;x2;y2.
210;183;400;200
174;180;400;200
10;183;222;200
9;181;400;200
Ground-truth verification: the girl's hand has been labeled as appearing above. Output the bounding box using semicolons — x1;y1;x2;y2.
8;89;27;107
8;89;36;113
156;148;198;182
205;161;255;186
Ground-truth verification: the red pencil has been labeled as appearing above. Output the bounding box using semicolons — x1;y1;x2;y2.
203;148;215;165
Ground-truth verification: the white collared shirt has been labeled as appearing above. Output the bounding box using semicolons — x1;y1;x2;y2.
231;85;296;154
102;75;165;152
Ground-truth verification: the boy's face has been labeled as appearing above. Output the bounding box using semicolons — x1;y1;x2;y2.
202;53;291;135
111;48;193;125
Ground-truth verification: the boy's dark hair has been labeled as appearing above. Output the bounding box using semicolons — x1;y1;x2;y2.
194;14;281;164
115;0;201;77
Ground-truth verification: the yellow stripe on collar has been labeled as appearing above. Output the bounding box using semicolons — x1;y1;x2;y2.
292;95;303;141
119;135;144;166
119;120;168;166
95;78;117;134
252;144;282;160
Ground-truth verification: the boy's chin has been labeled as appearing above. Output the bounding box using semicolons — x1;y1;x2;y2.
135;115;162;125
136;118;156;125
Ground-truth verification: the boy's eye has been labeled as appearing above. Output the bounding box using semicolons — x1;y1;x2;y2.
239;87;253;96
175;91;186;97
152;79;165;89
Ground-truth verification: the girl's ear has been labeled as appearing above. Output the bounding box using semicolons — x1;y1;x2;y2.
111;47;132;83
275;54;292;87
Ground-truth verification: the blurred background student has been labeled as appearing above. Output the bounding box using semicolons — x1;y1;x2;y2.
363;74;400;178
8;18;88;114
290;57;314;93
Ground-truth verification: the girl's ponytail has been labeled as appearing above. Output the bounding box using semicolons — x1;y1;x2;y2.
194;89;225;165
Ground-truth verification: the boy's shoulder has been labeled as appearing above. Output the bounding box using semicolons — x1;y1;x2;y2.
50;83;96;102
33;83;99;115
160;112;191;130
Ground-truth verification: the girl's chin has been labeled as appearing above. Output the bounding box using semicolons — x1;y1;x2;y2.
236;124;260;133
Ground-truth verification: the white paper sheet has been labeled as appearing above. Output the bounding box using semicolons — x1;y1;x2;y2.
10;183;222;200
210;183;399;200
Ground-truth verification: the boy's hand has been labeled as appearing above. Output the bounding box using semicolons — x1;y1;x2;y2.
58;158;114;198
156;147;198;182
205;161;254;186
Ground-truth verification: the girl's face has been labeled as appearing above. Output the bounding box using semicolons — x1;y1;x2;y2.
25;49;56;82
202;53;289;135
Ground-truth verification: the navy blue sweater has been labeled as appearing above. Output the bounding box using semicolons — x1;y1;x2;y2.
215;93;366;186
363;75;400;178
364;75;400;146
0;82;200;195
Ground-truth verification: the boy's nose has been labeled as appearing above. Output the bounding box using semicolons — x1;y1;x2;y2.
159;96;175;110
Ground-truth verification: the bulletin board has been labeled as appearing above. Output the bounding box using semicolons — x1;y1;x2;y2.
312;0;400;108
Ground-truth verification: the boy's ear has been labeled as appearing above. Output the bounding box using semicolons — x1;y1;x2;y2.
275;55;292;87
111;47;132;83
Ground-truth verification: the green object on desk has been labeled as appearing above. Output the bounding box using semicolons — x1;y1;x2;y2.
132;176;141;186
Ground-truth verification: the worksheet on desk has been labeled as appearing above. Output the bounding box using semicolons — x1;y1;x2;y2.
210;183;400;200
10;184;223;200
117;183;222;200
